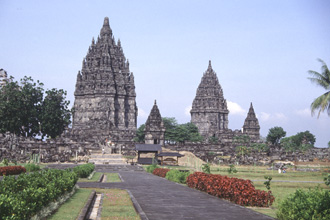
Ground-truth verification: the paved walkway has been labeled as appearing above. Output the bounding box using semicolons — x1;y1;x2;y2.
77;165;274;220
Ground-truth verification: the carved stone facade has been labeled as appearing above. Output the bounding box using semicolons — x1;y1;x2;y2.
144;100;166;145
71;17;137;145
191;61;229;137
242;103;260;140
191;61;260;143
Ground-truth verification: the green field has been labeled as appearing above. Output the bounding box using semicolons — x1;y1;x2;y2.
210;165;329;218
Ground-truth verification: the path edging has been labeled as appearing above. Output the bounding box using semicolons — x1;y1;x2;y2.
77;190;96;220
127;189;149;220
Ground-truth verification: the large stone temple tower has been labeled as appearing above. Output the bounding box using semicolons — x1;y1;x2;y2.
190;61;229;138
71;17;137;144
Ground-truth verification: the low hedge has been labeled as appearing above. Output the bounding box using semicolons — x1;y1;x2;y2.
152;168;170;178
24;163;41;172
0;166;26;176
145;164;158;173
165;169;191;184
0;169;78;220
73;163;95;178
277;187;330;220
187;172;274;207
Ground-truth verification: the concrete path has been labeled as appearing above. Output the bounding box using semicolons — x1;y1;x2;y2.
78;165;274;220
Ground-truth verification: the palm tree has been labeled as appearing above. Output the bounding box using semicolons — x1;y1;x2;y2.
308;58;330;118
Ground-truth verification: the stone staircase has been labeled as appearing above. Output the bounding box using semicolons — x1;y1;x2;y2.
89;153;126;165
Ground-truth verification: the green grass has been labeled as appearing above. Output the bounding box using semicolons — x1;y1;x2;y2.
105;173;121;182
90;188;140;220
78;172;102;182
251;181;328;218
210;165;328;182
48;188;92;220
210;165;329;218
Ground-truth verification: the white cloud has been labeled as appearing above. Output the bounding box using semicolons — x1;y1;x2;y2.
258;112;287;122
296;108;311;117
259;112;271;121
227;101;246;116
185;105;192;116
138;107;148;118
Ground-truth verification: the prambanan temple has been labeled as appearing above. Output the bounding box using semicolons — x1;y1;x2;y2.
71;17;137;145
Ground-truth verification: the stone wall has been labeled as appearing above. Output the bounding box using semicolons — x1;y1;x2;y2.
166;143;330;165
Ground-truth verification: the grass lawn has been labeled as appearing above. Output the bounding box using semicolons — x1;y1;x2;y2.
78;172;122;182
210;165;329;218
78;172;102;182
210;165;328;182
105;173;121;182
48;188;92;220
89;188;141;220
48;188;140;220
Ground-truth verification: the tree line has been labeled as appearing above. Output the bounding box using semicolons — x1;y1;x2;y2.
0;76;71;139
134;117;203;145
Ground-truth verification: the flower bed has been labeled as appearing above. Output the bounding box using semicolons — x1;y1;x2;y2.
0;166;26;176
152;168;170;178
186;172;274;207
0;169;78;220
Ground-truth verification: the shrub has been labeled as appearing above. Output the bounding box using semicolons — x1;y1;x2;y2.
227;164;237;174
324;174;330;187
201;163;211;174
24;163;41;172
73;163;95;178
152;168;170;178
165;169;191;184
0;169;78;220
277;187;330;220
0;166;26;176
146;164;158;173
187;172;274;207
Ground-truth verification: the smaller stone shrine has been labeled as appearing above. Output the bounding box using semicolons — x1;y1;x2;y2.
242;103;260;141
144;100;166;145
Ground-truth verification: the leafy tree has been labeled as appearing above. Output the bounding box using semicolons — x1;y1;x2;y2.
0;76;44;137
0;75;71;138
308;58;330;118
40;89;71;138
293;130;316;146
162;117;178;144
266;126;286;145
183;122;203;142
328;141;330;148
134;124;145;142
280;130;316;152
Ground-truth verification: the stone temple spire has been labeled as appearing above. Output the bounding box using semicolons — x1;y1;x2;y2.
144;100;166;145
243;103;260;141
72;17;137;145
100;17;112;37
190;61;229;138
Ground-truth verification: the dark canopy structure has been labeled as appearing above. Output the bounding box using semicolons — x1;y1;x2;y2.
157;152;185;166
135;144;162;165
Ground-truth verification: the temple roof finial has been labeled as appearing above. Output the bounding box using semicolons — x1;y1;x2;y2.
154;100;157;105
208;60;212;69
100;17;112;37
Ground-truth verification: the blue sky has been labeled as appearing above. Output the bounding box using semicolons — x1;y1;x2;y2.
1;0;330;147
